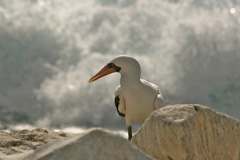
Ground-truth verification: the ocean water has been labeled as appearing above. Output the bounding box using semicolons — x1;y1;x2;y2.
0;0;239;129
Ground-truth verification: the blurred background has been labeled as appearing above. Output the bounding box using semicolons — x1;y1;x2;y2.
0;0;239;130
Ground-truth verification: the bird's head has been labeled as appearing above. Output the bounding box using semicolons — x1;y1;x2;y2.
88;56;141;83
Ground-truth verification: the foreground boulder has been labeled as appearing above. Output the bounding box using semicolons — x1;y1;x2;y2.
132;104;240;160
24;128;152;160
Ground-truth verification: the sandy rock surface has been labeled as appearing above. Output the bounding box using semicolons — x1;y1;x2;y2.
24;128;153;160
132;104;240;160
1;104;240;160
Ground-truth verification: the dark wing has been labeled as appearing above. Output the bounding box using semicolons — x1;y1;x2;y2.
114;96;125;117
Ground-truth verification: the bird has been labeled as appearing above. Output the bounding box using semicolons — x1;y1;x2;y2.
88;56;165;140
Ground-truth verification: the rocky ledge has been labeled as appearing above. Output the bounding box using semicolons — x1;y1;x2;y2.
132;104;240;160
1;104;240;160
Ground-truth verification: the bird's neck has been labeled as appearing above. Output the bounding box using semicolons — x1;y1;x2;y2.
120;72;141;86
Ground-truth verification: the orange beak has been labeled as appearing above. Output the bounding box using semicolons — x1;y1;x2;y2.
88;65;116;83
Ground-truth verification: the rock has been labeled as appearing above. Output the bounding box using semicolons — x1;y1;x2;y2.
24;128;153;160
0;128;68;158
132;104;240;160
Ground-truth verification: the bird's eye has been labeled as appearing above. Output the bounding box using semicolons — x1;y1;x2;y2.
107;63;121;72
107;63;114;68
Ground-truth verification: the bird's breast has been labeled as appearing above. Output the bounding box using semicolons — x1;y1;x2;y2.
122;86;156;124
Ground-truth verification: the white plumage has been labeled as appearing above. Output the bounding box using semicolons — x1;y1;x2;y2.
89;56;165;140
114;79;164;126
